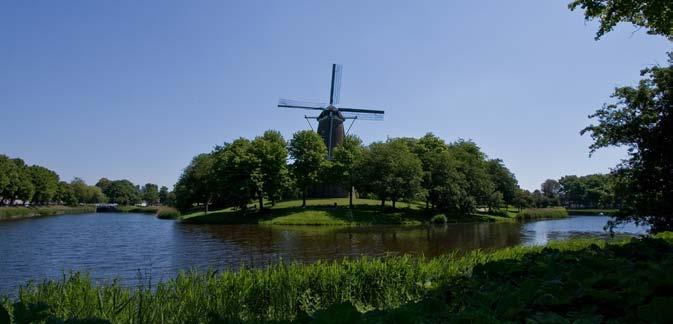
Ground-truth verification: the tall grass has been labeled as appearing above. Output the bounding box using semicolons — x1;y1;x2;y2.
0;206;96;220
515;207;568;220
115;205;160;213
1;239;606;323
156;207;180;219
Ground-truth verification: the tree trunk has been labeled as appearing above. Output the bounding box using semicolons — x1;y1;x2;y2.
381;199;385;209
349;187;353;209
392;199;396;209
204;196;211;215
302;189;307;208
258;192;264;211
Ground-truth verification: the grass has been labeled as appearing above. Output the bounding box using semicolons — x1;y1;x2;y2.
3;235;671;323
115;205;160;213
515;207;569;220
156;207;180;219
180;198;513;226
567;208;619;215
0;205;96;220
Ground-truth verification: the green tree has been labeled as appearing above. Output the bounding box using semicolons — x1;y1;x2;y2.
142;183;160;205
174;153;216;213
448;140;494;210
486;159;519;205
581;57;673;231
569;0;673;40
159;186;169;205
289;130;327;207
10;159;34;205
213;138;259;210
102;180;141;205
330;135;365;209
27;165;59;205
56;181;78;206
357;139;423;209
251;130;289;208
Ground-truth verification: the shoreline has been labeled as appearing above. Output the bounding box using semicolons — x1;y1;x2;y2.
0;206;96;221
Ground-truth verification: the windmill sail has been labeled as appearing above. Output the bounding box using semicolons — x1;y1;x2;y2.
278;98;326;110
329;64;342;105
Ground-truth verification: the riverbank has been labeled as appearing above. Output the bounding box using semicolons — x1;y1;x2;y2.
2;234;669;322
180;198;507;225
566;208;618;215
515;207;568;220
0;205;96;221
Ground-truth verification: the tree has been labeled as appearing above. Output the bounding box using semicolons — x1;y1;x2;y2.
569;0;673;41
102;180;141;205
56;181;78;206
159;186;169;205
330;135;365;208
486;159;519;205
448;140;494;209
357;139;423;209
581;55;673;231
27;165;59;205
541;179;561;199
213;138;259;210
289;130;327;207
174;153;216;213
251;130;289;208
513;189;535;211
142;183;160;205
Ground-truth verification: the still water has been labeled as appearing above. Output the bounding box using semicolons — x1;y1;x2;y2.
0;212;647;294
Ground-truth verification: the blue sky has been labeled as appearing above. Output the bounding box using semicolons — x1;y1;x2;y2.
1;1;670;190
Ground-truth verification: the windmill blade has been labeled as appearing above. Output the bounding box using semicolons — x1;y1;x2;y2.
329;64;342;105
278;98;327;110
338;107;385;115
341;110;384;121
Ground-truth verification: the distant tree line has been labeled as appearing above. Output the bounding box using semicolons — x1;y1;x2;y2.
174;131;521;216
514;174;617;210
0;154;172;207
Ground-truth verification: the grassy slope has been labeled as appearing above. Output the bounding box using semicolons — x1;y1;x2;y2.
4;235;671;322
180;198;507;225
567;208;619;215
0;206;96;220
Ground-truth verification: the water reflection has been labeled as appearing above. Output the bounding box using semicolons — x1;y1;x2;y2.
0;213;647;294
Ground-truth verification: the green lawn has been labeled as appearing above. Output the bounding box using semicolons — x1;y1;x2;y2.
180;199;573;226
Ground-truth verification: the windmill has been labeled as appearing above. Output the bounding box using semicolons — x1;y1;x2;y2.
278;64;384;159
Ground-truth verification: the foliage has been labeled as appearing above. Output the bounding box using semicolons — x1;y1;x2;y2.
289;130;327;207
156;206;180;219
329;135;365;208
569;0;673;40
516;207;569;220
1;237;623;323
96;179;141;206
7;238;669;322
141;183;159;205
174;153;216;212
357;138;423;209
0;206;96;220
27;165;59;205
430;214;448;224
558;173;616;208
251;130;290;208
581;55;673;232
486;159;518;205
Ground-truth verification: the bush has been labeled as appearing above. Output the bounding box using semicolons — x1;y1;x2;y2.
516;207;568;220
156;207;180;219
430;214;448;224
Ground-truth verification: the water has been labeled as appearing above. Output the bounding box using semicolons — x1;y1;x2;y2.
0;213;648;294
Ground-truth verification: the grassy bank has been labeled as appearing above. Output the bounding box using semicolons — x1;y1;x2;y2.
515;207;568;220
0;206;96;220
115;205;160;213
2;235;670;323
567;208;619;216
180;198;505;225
156;207;180;219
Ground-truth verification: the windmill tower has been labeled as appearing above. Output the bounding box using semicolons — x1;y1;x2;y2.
278;64;385;159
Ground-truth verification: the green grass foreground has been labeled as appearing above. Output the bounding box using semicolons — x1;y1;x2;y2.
0;205;96;220
515;207;569;220
3;235;672;323
180;198;507;225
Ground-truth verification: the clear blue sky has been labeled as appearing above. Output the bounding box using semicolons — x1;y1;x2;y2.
1;1;670;191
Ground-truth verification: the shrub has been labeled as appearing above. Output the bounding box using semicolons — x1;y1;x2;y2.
516;207;568;220
430;214;448;224
156;207;180;219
